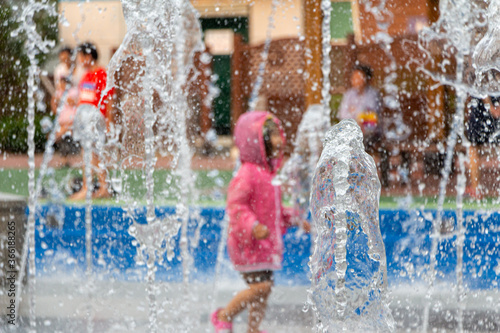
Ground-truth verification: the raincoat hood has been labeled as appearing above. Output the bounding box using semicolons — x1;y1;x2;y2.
234;111;285;171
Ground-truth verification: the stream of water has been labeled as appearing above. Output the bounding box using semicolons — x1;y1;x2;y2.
7;0;500;332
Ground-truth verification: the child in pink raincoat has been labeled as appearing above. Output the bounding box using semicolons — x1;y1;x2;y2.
211;111;310;333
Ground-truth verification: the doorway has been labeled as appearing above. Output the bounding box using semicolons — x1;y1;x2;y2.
201;17;248;135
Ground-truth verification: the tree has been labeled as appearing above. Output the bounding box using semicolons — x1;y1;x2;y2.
0;0;58;152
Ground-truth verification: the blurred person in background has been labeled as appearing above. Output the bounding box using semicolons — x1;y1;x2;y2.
70;42;114;200
465;95;500;199
51;47;80;166
53;47;72;91
338;64;389;187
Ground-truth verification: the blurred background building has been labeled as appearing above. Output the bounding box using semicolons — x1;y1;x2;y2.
57;0;433;139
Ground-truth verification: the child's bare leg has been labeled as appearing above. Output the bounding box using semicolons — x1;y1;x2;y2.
218;288;253;322
92;152;110;198
247;281;272;333
469;146;480;194
466;145;484;199
69;149;90;201
218;281;273;325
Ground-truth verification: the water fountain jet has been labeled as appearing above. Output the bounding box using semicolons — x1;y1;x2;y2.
309;119;394;332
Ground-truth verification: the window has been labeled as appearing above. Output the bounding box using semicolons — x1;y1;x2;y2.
204;29;234;55
330;0;359;43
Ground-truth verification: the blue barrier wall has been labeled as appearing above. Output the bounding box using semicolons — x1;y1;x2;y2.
34;205;500;289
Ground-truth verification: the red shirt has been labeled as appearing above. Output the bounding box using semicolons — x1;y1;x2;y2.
78;67;114;117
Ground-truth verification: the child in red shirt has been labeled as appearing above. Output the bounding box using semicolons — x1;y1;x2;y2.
78;66;113;118
70;42;114;200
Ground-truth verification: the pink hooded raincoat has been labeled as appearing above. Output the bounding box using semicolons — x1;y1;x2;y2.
227;111;294;272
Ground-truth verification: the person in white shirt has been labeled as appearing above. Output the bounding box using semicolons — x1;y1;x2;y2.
53;47;72;91
338;64;389;187
51;47;80;166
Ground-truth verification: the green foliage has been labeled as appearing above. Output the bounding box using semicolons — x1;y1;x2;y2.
330;93;343;123
0;2;29;117
0;113;48;152
0;0;58;152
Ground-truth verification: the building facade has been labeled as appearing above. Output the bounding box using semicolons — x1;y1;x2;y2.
58;0;432;137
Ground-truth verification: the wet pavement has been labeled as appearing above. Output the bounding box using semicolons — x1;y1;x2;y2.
4;278;500;332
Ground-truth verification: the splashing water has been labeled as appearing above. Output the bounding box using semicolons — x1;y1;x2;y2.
472;0;500;77
320;0;332;114
418;0;498;96
247;0;281;111
103;1;205;331
12;1;56;331
277;104;329;225
417;0;500;331
9;0;500;332
308;119;394;332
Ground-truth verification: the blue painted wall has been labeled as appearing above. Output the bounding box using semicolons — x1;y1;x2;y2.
34;205;500;290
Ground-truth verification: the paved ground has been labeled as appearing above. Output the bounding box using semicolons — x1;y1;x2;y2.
0;153;235;171
3;278;500;332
